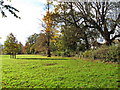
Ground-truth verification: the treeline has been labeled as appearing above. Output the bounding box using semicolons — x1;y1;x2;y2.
2;31;120;62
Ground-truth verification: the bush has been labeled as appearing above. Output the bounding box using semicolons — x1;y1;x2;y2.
63;50;73;57
55;50;76;57
82;43;120;62
52;51;64;56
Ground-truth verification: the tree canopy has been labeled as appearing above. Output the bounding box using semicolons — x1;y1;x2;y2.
4;33;20;58
52;1;120;46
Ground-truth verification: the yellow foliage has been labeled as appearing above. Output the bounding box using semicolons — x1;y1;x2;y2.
43;10;54;33
42;4;61;44
51;40;56;43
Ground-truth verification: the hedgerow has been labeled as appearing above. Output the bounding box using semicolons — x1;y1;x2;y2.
82;43;120;62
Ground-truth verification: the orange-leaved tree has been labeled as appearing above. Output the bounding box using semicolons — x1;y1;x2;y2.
42;0;60;57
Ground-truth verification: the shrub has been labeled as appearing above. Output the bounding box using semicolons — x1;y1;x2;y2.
82;43;120;62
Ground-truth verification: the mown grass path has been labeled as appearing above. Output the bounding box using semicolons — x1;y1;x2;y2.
2;55;119;88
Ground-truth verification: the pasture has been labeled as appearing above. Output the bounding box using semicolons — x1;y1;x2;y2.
1;55;119;88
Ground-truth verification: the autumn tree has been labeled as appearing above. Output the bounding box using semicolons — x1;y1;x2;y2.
43;1;52;57
24;32;61;55
22;42;29;54
42;1;60;57
33;33;47;54
4;33;19;58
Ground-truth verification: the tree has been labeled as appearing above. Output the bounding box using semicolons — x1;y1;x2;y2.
42;1;60;57
0;43;3;55
0;0;20;18
22;42;30;54
73;1;120;45
24;33;39;54
52;2;99;51
33;33;47;54
43;1;52;57
4;33;19;58
18;42;23;54
61;25;81;55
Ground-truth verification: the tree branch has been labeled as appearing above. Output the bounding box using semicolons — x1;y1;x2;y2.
111;34;120;41
109;13;120;34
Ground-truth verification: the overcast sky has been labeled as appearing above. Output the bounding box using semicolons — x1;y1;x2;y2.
0;0;47;45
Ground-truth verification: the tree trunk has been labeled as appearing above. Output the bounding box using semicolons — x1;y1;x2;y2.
47;48;51;57
14;54;16;59
105;40;112;46
47;34;51;57
47;2;51;57
84;32;89;50
104;33;112;46
10;53;13;58
10;55;12;58
10;53;16;59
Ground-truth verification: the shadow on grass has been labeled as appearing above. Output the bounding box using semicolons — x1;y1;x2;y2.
16;58;69;60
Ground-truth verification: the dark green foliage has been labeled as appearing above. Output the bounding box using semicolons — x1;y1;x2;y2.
23;33;50;55
24;33;39;54
3;33;20;58
83;43;120;62
17;42;23;54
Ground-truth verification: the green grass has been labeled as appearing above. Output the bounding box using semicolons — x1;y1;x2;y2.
2;55;119;88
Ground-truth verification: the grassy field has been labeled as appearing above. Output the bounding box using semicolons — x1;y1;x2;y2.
1;55;119;88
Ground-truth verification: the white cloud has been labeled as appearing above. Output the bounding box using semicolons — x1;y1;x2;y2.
37;0;47;4
0;0;46;45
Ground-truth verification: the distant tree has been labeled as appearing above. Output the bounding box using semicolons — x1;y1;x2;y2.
34;33;47;54
0;43;3;55
22;42;29;54
4;33;19;58
18;42;23;54
0;37;2;54
23;33;48;55
24;33;39;54
0;0;20;18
